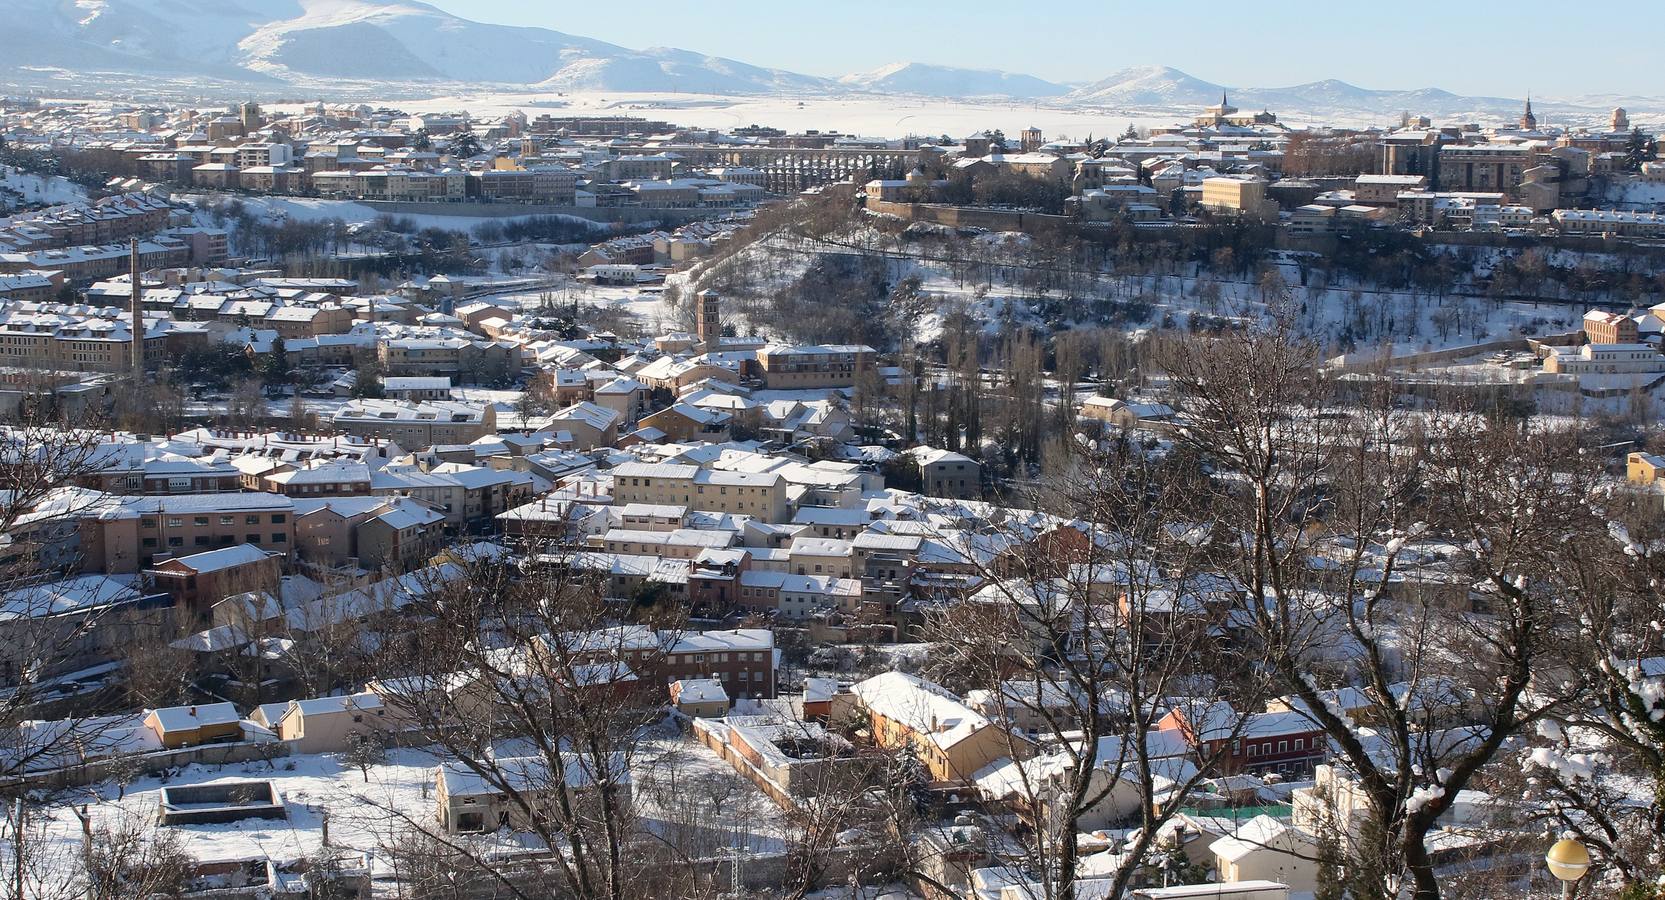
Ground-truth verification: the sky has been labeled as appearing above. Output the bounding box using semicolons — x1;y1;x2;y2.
424;0;1654;99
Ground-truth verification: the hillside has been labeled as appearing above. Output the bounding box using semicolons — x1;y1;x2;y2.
2;0;824;94
838;63;1070;99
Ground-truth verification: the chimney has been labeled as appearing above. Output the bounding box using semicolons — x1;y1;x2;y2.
129;238;143;377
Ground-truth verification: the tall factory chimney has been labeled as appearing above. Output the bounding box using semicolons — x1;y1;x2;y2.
129;238;143;377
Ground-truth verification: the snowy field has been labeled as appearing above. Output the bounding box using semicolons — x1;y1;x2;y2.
278;90;1233;143
26;735;790;883
0;165;88;212
176;193;599;235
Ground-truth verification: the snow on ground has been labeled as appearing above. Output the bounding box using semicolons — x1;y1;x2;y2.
700;228;1588;354
26;735;790;881
490;283;672;334
177;193;594;235
0;164;89;212
1608;180;1665;209
292;90;1207;143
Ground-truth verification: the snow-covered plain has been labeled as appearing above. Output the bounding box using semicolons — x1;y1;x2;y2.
177;192;597;235
0;165;89;212
26;736;789;884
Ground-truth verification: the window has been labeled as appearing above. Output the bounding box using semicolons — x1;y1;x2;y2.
247;516;261;526
1248;744;1259;757
193;517;209;527
247;534;260;544
219;516;234;526
1278;740;1288;754
271;514;286;524
142;537;157;548
194;536;210;546
166;518;184;528
167;537;183;548
272;533;287;543
1293;738;1303;750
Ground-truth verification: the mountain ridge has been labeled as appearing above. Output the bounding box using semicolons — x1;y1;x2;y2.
0;2;1648;120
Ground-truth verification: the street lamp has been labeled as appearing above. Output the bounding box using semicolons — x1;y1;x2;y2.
1545;836;1590;898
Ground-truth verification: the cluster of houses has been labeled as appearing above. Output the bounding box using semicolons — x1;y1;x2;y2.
866;101;1661;239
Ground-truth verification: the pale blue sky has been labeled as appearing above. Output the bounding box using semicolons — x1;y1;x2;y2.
426;0;1653;98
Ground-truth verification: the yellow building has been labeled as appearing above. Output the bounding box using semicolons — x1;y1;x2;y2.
1200;177;1275;220
1627;451;1665;485
610;462;790;523
850;671;1026;784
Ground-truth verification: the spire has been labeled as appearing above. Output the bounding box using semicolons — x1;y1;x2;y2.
1221;90;1229;107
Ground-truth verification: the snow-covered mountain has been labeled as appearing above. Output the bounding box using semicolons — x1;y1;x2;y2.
0;4;1650;121
839;63;1069;99
1;0;827;93
1066;66;1230;108
1064;65;1585;122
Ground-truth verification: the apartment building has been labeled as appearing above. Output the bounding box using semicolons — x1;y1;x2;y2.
755;344;875;390
147;543;282;626
1438;144;1530;196
0;240;189;282
568;626;777;700
1552;209;1665;239
609;462;790;523
331;399;497;447
1199;177;1276;220
1353;174;1427;206
370;463;534;529
35;489;293;579
0;314;169;373
377;336;518;382
471;167;579;203
1584;310;1639;345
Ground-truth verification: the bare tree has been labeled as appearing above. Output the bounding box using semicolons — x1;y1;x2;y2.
924;430;1270;900
1161;318;1595;899
366;547;687;900
340;728;387;784
82;811;195;900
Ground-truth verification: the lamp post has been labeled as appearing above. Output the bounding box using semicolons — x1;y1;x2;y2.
1545;836;1590;899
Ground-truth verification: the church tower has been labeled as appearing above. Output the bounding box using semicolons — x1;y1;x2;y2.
1520;95;1537;131
696;290;721;354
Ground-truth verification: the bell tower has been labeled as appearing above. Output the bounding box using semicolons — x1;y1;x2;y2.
696;290;721;354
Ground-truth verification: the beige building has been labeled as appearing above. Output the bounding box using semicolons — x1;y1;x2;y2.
850;672;1026;785
1199;177;1276;220
1542;343;1665;375
909;447;981;499
271;692;388;755
610;462;790;523
1353;174;1428;205
1211;815;1317;892
434;754;626;834
331;400;496;447
1439;144;1530;196
1584;310;1639;345
756;344;876;389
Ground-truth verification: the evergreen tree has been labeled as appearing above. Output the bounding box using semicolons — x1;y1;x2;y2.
1624;127;1659;172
